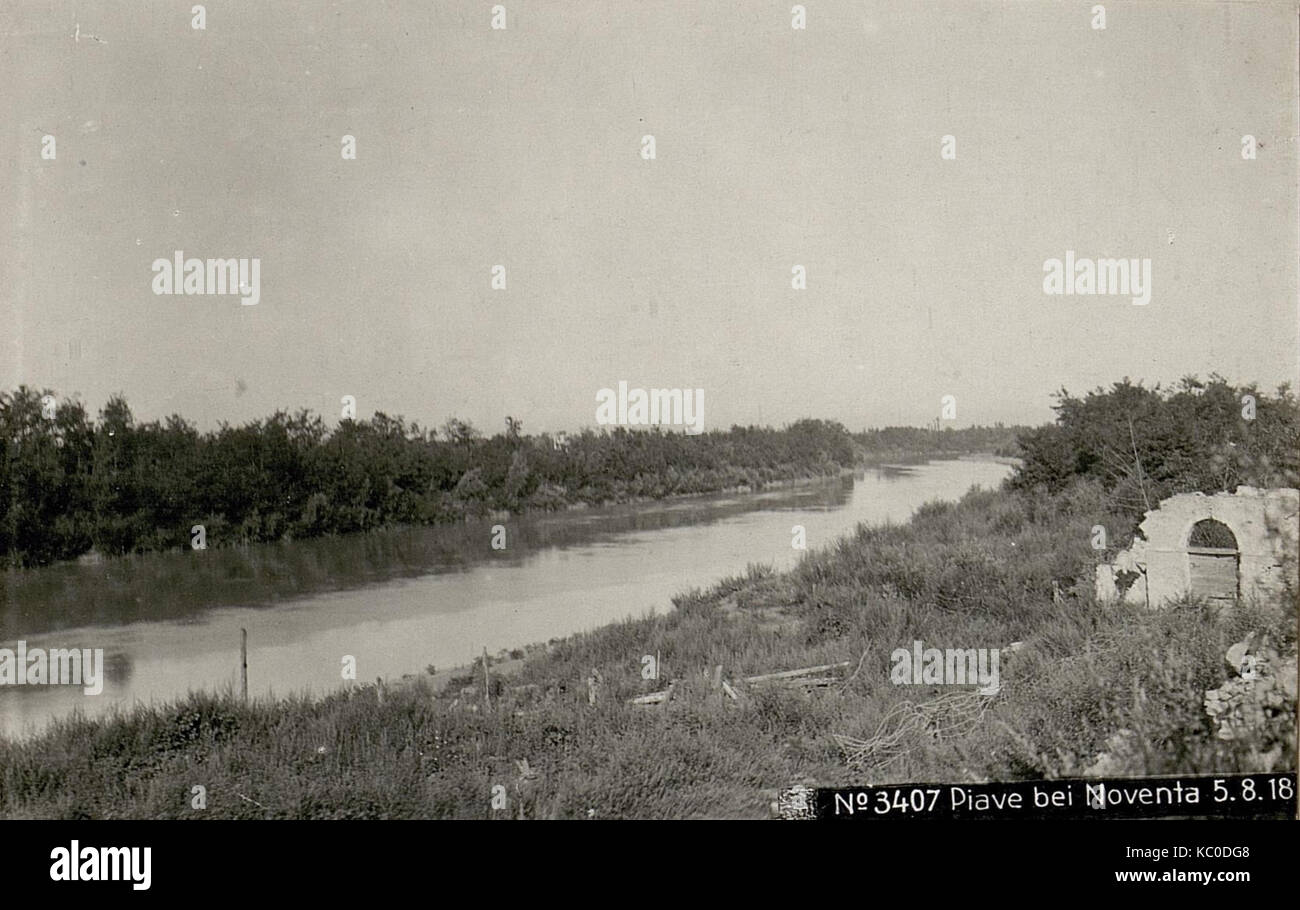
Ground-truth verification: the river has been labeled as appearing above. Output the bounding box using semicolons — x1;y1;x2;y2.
0;457;1012;738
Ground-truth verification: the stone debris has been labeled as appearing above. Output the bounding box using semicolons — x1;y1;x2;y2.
1202;633;1296;772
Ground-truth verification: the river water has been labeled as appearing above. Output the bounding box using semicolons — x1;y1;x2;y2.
0;458;1012;738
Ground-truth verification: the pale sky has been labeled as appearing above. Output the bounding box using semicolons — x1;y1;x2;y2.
3;0;1297;433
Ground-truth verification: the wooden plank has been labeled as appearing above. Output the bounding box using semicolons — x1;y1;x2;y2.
630;691;669;705
629;681;676;706
1190;552;1237;600
744;661;851;684
781;676;840;688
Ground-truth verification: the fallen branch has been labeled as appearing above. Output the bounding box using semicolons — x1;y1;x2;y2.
237;792;271;812
839;649;870;694
833;690;993;774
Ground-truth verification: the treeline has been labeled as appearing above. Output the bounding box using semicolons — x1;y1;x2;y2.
1;388;879;568
1011;375;1300;530
855;424;1024;457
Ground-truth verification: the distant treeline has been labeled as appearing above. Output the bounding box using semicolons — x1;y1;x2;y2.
854;424;1024;457
0;388;1021;568
1012;375;1300;532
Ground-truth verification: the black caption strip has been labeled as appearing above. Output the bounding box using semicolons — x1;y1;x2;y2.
794;773;1297;820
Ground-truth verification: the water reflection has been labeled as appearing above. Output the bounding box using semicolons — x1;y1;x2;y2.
0;476;855;638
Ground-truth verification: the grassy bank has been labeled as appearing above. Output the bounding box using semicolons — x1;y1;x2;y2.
1;477;1291;819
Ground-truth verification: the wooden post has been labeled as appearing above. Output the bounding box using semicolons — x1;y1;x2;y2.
239;628;248;703
482;647;492;711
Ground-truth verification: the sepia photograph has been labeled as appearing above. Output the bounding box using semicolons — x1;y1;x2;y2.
1;0;1297;889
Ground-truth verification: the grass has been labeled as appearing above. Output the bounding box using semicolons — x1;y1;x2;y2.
0;480;1293;819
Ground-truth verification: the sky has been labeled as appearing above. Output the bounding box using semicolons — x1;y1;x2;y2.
2;0;1297;434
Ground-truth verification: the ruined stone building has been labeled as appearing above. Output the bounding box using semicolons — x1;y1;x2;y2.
1095;486;1299;608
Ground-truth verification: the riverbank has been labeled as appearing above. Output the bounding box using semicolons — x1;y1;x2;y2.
1;476;1290;819
1;463;886;650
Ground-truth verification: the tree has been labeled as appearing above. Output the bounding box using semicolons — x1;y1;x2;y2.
441;417;481;447
1012;377;1300;529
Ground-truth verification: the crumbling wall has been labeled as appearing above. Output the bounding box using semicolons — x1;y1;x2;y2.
1095;487;1299;608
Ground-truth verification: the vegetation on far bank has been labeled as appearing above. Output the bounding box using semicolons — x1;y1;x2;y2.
0;387;1026;569
0;375;1294;818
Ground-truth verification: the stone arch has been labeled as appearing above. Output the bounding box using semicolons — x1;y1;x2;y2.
1185;517;1239;602
1097;488;1298;608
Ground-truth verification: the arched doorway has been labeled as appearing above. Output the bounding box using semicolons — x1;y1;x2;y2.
1187;519;1239;602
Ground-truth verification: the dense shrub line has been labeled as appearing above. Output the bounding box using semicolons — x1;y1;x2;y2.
1012;375;1299;536
0;387;1023;568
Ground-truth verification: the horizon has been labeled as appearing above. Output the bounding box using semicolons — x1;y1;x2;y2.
3;370;1286;437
